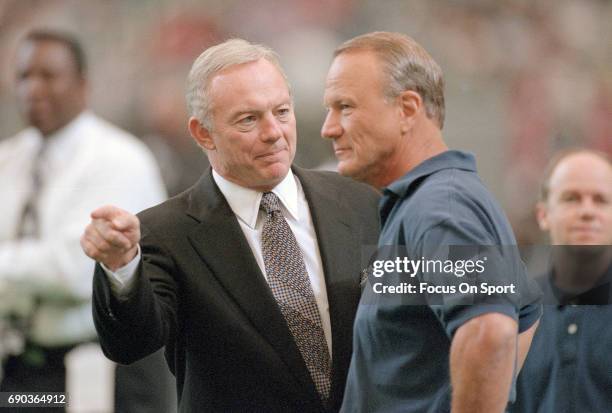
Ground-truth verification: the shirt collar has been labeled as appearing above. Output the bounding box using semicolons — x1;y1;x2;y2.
212;168;299;229
384;150;477;199
548;263;612;305
378;150;477;226
28;110;90;162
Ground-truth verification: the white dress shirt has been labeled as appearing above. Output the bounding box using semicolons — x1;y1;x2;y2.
0;111;166;347
106;169;333;355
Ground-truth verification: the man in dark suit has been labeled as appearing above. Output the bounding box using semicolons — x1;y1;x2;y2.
80;38;379;412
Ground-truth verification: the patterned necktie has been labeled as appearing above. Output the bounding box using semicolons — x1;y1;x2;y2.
16;141;46;238
260;192;332;401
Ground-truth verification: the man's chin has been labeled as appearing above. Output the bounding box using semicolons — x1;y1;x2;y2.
569;234;608;246
337;161;356;178
338;161;372;184
28;117;59;136
259;163;290;186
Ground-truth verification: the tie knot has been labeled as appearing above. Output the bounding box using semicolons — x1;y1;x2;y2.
260;192;281;214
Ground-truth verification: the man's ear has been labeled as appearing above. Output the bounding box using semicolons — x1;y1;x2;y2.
398;90;422;133
188;117;215;150
535;202;550;231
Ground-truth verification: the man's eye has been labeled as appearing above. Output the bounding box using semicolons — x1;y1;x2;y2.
239;115;256;124
277;108;291;118
561;194;579;202
594;194;610;205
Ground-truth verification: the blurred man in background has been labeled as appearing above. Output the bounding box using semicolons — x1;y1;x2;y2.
321;31;541;412
511;149;612;412
0;30;174;412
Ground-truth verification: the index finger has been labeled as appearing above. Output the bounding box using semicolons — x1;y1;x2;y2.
91;205;127;221
111;214;139;231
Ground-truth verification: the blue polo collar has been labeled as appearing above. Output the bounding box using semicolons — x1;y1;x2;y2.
384;150;477;199
379;150;477;227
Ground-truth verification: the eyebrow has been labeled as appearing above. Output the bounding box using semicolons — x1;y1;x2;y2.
229;101;292;122
230;109;257;118
324;94;355;106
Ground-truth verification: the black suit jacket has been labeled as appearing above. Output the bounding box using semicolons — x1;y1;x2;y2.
92;167;380;412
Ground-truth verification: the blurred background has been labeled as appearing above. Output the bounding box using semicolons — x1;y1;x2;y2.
1;0;611;242
0;1;610;409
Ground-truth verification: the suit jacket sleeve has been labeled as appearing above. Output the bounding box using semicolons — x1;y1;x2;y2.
92;220;177;365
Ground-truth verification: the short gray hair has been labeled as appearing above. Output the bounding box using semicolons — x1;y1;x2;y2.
186;38;290;129
334;31;445;128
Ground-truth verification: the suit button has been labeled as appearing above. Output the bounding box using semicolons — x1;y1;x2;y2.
567;323;578;335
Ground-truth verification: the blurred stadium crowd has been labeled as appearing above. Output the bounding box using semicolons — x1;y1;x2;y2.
0;0;610;244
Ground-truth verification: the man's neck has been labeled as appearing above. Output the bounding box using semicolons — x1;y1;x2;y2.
38;110;85;139
375;127;447;189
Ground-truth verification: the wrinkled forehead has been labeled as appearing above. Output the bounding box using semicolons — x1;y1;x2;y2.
208;59;292;116
327;51;384;81
324;51;386;99
212;59;289;97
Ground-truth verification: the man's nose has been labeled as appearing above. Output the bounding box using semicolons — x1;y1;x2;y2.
578;197;598;220
321;110;342;140
260;113;283;142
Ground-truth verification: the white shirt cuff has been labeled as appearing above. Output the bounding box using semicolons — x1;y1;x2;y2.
100;246;141;296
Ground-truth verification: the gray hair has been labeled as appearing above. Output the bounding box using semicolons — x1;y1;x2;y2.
334;31;445;128
186;38;290;129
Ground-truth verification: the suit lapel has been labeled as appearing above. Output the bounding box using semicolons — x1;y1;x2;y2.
294;168;363;399
185;171;321;405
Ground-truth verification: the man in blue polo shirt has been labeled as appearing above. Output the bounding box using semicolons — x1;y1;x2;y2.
510;149;612;413
322;31;542;412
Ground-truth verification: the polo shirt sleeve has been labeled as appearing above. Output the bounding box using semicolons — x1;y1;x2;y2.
416;218;538;338
517;303;541;333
